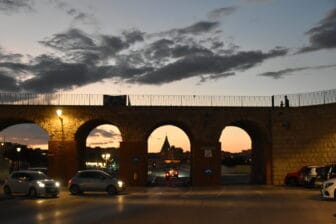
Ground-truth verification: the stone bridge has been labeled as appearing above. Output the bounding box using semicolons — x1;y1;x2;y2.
1;97;336;186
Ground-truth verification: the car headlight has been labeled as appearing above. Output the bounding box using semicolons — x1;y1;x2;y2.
117;180;124;188
325;182;334;188
37;181;45;188
55;182;60;188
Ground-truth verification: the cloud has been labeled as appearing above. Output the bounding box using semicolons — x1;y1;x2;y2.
134;48;287;84
258;64;336;79
21;55;109;93
90;128;120;139
208;7;237;20
178;21;220;35
0;0;34;13
48;0;98;27
0;71;19;91
299;8;336;53
199;72;235;84
0;18;289;93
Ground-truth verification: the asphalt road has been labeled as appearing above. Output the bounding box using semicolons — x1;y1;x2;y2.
0;186;335;224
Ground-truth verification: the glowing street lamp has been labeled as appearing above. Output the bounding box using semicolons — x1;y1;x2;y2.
56;109;63;120
101;153;111;168
16;147;21;170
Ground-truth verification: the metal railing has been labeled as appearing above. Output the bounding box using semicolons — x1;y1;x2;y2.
0;89;336;107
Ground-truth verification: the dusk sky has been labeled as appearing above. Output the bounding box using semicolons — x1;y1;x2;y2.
0;0;335;152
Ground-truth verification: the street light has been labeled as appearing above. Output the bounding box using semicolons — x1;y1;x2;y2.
101;153;111;168
56;109;63;121
16;147;21;170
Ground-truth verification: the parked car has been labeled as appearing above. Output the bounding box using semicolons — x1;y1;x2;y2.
321;178;336;199
315;164;336;187
68;170;126;195
3;170;60;198
284;165;319;186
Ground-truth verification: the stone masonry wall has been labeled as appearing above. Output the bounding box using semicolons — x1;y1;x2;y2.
272;104;336;185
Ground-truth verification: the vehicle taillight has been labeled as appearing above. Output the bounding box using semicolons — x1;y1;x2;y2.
68;179;72;185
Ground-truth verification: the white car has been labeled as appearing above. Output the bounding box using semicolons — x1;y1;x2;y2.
68;170;126;195
321;178;336;199
3;170;61;198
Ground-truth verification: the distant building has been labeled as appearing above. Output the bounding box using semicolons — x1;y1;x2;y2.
160;136;181;164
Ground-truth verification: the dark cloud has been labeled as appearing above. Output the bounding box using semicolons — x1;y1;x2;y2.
39;28;145;63
259;64;336;79
208;7;237;20
0;71;19;91
122;30;145;44
49;0;97;26
21;55;108;93
299;8;336;53
0;16;289;93
135;48;287;84
0;48;23;62
39;28;96;52
177;21;220;35
90;128;120;139
199;72;235;83
0;0;34;13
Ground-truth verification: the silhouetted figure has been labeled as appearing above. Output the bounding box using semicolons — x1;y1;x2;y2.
285;95;289;107
280;101;284;107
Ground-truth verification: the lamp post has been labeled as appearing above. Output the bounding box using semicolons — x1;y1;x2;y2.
16;147;21;170
56;109;64;140
101;153;111;169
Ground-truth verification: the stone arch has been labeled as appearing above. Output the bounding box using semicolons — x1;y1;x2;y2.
145;120;193;186
74;119;123;170
0;120;50;172
221;119;272;184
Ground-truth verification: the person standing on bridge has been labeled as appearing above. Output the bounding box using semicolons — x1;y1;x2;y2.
285;95;289;107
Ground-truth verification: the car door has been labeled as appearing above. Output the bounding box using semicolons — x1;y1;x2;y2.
10;172;30;194
89;172;106;191
77;172;93;191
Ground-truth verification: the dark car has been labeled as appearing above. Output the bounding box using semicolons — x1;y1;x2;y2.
68;170;126;195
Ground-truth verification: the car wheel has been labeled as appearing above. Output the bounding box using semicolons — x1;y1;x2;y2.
107;185;117;195
69;185;81;195
3;186;11;196
308;179;316;188
28;188;37;198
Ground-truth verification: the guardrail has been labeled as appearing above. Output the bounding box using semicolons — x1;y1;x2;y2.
0;89;335;107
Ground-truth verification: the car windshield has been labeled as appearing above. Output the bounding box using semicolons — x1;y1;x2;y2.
30;172;49;180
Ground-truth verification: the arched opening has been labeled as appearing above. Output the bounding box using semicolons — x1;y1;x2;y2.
219;121;270;185
75;121;122;177
147;125;191;187
220;126;252;185
0;123;49;179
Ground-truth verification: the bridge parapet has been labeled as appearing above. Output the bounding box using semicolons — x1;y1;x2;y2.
1;88;336;107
